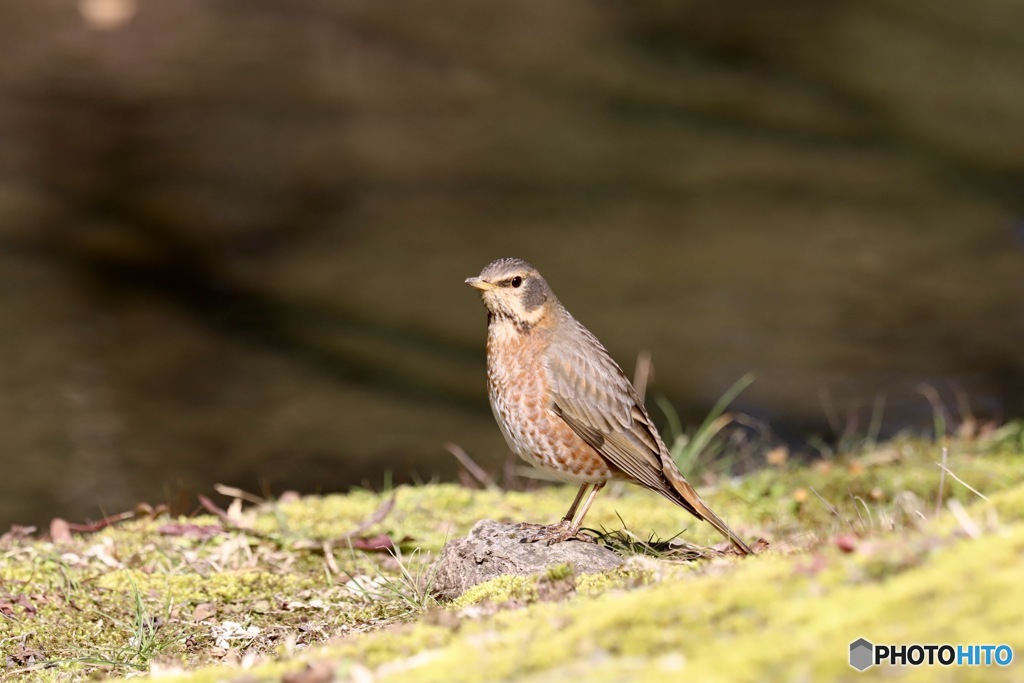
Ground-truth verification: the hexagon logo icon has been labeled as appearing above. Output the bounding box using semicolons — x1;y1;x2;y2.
849;638;874;671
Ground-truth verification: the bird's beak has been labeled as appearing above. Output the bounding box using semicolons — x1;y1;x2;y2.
465;277;496;291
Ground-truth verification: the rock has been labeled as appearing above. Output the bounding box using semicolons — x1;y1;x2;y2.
431;519;623;600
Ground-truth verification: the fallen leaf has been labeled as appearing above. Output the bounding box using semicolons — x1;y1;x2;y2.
835;534;858;553
192;603;217;622
15;594;37;617
1;525;37;542
750;538;771;554
226;497;244;521
158;523;223;539
766;446;789;466
84;541;122;568
134;502;169;518
49;518;72;544
197;494;253;531
6;645;45;667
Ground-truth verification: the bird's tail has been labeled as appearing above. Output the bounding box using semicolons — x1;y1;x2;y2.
662;467;753;555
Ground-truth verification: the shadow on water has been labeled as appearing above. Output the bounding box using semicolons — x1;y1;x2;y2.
24;90;487;405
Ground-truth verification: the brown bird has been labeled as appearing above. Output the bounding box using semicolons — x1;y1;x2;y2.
466;257;752;554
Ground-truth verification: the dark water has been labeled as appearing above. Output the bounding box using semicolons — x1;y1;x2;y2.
1;1;1022;527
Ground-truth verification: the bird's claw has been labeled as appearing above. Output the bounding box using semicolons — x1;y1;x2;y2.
514;519;593;545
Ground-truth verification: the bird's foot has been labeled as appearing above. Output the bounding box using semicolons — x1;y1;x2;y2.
514;519;594;545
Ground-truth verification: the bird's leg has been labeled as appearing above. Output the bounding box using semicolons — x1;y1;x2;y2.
517;483;606;545
562;484;590;522
513;484;588;533
566;483;605;537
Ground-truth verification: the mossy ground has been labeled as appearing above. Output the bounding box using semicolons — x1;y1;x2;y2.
3;423;1024;682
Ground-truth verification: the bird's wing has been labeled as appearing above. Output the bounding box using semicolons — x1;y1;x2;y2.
545;318;678;497
546;317;753;555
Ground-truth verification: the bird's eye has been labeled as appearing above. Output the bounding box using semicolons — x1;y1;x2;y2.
510;276;523;288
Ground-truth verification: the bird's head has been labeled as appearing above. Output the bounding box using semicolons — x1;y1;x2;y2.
466;257;557;328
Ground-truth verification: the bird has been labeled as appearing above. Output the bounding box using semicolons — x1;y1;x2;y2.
466;257;752;554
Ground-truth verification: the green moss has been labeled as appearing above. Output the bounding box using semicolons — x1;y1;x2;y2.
574;565;657;595
544;562;575;581
979;481;1024;522
451;575;538;607
3;434;1024;682
333;524;1024;683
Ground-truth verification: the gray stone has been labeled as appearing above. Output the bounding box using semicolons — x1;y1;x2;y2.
431;519;623;601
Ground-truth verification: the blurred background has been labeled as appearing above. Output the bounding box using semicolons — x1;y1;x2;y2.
1;0;1022;528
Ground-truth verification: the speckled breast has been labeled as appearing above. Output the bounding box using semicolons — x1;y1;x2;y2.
486;322;614;484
